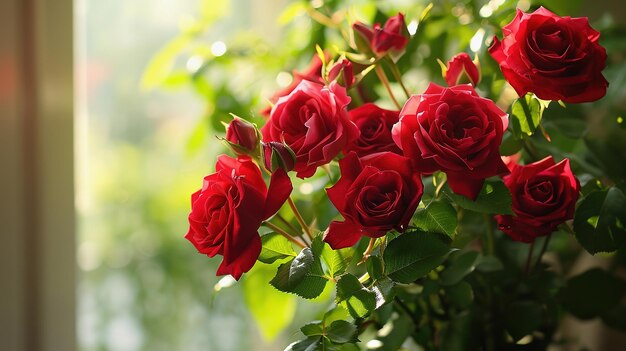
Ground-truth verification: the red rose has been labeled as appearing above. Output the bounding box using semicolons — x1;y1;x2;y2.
344;103;402;157
443;52;480;86
372;13;409;55
392;83;509;200
260;54;326;117
185;155;292;280
489;7;608;103
261;80;359;179
352;13;409;57
328;58;355;89
324;152;423;249
495;156;580;243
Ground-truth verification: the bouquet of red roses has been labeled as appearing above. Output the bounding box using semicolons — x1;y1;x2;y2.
183;3;625;350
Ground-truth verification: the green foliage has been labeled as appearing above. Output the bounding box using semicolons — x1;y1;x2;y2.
444;179;513;215
336;274;377;319
383;230;451;284
413;200;458;238
559;268;626;320
270;247;328;299
242;263;297;341
510;93;545;139
258;233;297;264
574;187;626;254
440;251;480;286
504;301;543;341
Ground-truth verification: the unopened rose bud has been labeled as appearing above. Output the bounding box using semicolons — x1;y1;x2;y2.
440;52;481;86
262;141;296;173
225;117;260;155
328;59;355;89
371;13;409;57
352;21;375;54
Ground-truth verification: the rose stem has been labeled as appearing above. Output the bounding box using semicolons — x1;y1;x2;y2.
358;238;377;265
275;213;301;238
517;96;542;161
287;196;314;241
384;57;411;99
374;64;402;110
524;240;535;278
532;233;552;274
483;214;495;256
263;221;307;249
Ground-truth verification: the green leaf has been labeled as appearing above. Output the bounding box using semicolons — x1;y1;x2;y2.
326;320;358;344
510;93;544;139
573;187;626;254
559;268;626;320
258;233;297;264
445;281;474;309
285;337;321;351
413;200;458;238
323;306;351;325
602;305;626;331
270;248;328;299
366;256;384;281
383;230;451;284
368;310;414;351
242;263;296;341
371;277;396;309
476;255;504;272
320;242;354;277
440;251;480;286
336;274;377;319
301;322;324;337
504;301;543;341
499;130;523;156
444;179;513;215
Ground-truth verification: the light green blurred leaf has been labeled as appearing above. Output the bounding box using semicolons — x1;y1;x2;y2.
243;263;297;341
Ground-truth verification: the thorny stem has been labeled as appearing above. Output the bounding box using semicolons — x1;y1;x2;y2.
262;221;307;248
288;196;314;241
374;65;402;109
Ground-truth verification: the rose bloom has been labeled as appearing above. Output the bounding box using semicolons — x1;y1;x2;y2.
324;152;423;249
353;13;409;56
496;156;580;243
489;7;608;103
344;103;402;157
444;52;480;86
261;80;359;178
185;155;292;280
392;83;509;200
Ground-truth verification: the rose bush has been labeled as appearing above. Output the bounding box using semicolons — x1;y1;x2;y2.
261;80;358;178
489;7;608;103
392;83;509;200
496;156;580;242
185;155;292;280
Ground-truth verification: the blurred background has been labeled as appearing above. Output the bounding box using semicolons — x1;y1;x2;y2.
1;0;625;350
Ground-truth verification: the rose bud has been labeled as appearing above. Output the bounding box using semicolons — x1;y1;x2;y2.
262;141;296;173
328;59;356;89
372;13;410;57
352;21;375;53
392;83;509;200
440;52;481;86
224;117;260;155
495;156;580;243
185;155;292;280
489;7;608;103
